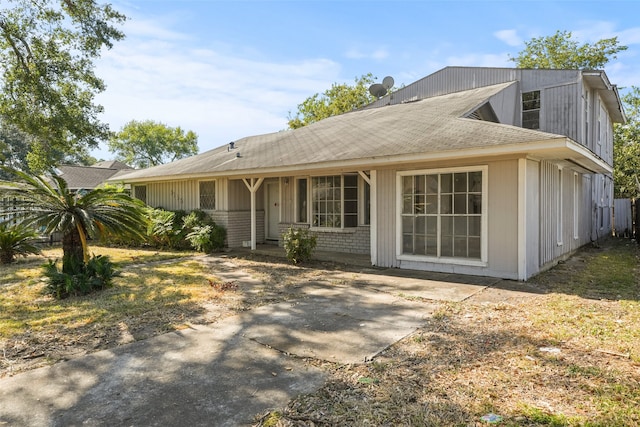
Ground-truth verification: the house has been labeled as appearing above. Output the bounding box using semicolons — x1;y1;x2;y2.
55;160;134;192
110;67;624;280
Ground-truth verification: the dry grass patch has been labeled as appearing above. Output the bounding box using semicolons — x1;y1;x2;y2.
0;246;235;377
258;239;640;426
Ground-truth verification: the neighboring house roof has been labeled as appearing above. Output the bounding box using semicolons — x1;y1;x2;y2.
57;162;134;190
92;160;134;170
113;81;608;184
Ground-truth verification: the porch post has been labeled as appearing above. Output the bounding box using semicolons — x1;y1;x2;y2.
242;177;264;250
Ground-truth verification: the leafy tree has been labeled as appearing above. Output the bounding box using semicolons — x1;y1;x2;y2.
0;167;147;274
0;120;32;178
510;30;627;69
0;119;97;179
614;87;640;199
108;120;199;168
288;73;378;129
0;222;41;264
0;0;126;172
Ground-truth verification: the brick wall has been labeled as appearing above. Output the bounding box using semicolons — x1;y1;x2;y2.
278;223;370;255
210;210;265;248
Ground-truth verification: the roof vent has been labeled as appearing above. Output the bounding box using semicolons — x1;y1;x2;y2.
228;141;235;151
236;152;241;158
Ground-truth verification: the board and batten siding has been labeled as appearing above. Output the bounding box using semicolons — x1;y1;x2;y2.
539;161;593;269
525;159;541;278
375;159;520;279
141;180;198;211
486;159;519;276
367;67;581;109
543;83;580;143
135;178;231;211
228;178;264;211
374;169;398;267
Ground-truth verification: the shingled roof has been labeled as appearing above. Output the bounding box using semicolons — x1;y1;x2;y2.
57;162;133;190
113;82;604;183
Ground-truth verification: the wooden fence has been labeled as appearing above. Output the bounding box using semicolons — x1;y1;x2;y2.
613;198;638;239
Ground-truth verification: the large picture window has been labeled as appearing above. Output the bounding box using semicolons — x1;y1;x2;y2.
399;168;486;261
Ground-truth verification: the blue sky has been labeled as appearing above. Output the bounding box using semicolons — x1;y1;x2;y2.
93;0;640;160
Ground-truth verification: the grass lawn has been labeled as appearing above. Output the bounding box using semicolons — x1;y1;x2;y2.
0;246;236;375
260;239;640;426
1;239;639;426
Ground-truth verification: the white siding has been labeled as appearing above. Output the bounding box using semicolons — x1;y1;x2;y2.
525;159;540;277
375;169;398;268
375;160;520;279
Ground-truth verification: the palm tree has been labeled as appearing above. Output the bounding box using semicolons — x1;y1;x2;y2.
0;167;147;273
0;222;41;264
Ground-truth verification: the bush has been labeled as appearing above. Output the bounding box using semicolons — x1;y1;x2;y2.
146;208;226;252
43;254;119;299
282;227;317;264
186;223;226;253
0;222;41;264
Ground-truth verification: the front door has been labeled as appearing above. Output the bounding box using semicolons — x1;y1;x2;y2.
265;181;280;241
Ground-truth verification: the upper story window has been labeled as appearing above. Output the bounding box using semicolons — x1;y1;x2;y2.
522;91;541;129
199;180;216;210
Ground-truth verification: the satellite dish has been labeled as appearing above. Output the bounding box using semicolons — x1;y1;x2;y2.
369;83;387;98
382;76;394;89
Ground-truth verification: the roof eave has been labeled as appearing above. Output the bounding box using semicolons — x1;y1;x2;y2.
111;137;610;184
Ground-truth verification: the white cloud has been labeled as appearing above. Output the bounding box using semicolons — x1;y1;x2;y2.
93;16;343;159
494;29;522;47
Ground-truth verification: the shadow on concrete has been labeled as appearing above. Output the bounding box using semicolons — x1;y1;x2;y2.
0;263;435;426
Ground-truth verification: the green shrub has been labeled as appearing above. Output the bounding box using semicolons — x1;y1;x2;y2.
43;254;119;299
146;207;177;248
0;222;41;264
282;227;317;264
146;208;226;252
186;223;226;253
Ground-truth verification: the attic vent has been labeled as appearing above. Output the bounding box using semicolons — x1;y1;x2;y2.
465;103;499;123
466;111;482;120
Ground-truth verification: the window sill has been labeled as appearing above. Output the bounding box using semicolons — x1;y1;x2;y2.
397;254;487;268
310;227;358;234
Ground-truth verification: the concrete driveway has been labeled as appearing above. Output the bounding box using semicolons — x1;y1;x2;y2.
0;262;486;427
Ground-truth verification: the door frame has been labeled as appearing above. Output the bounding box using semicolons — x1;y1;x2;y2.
265;180;280;241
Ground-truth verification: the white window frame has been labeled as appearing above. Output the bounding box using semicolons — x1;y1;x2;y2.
305;174;360;230
358;176;371;226
522;90;541;130
198;179;217;211
557;166;563;246
294;177;308;223
597;100;603;146
584;89;590;145
396;166;488;267
573;173;579;240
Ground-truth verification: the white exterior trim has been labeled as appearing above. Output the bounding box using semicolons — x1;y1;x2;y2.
242;177;264;250
395;165;488;267
370;170;377;265
517;158;527;280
